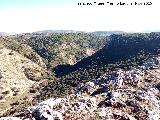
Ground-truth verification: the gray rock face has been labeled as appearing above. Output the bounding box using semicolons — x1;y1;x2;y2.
94;69;124;87
142;57;160;69
96;88;160;120
32;105;54;120
91;69;144;89
21;65;159;120
77;82;95;94
24;98;65;120
21;95;98;120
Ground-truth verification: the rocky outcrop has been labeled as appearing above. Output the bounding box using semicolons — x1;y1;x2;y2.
1;57;160;120
7;86;159;120
142;57;160;69
91;69;144;89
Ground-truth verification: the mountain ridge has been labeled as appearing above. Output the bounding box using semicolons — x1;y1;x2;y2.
0;32;160;120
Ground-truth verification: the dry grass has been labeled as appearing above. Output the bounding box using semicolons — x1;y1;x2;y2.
0;48;47;115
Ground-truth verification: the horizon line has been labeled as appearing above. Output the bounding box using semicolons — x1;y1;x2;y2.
1;29;160;34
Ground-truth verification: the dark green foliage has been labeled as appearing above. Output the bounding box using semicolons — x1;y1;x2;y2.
25;33;106;69
0;32;160;103
1;33;106;70
37;33;160;101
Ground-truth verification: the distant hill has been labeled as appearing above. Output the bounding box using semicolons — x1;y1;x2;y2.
33;30;125;36
91;31;125;36
0;32;17;36
33;30;85;34
0;32;7;36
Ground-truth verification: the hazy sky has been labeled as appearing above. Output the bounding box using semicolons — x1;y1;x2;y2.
0;0;160;33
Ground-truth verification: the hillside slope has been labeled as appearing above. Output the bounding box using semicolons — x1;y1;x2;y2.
1;57;160;120
3;32;106;69
0;48;49;115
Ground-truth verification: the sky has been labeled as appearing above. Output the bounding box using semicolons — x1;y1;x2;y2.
0;0;160;33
